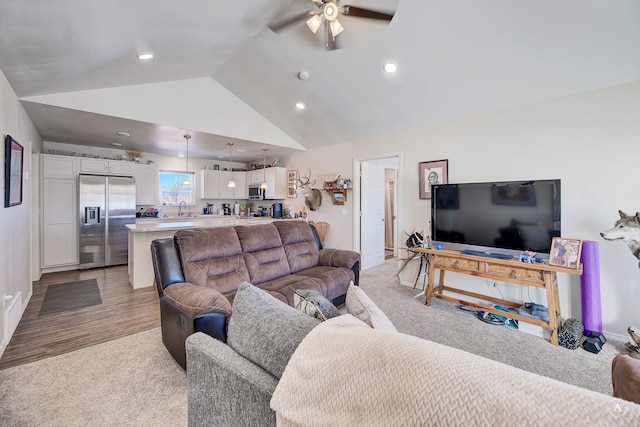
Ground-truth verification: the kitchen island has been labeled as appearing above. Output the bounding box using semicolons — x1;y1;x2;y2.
126;216;278;289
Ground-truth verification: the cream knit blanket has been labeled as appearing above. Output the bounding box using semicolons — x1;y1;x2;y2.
270;315;640;426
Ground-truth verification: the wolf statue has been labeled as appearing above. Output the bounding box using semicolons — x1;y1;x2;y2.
600;210;640;268
601;210;640;359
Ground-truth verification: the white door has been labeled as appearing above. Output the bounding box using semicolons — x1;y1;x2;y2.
360;162;385;270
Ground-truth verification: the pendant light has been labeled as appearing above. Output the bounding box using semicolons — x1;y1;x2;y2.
260;148;268;190
227;142;236;188
183;133;191;185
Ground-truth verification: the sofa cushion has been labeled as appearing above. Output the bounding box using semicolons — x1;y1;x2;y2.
346;282;397;332
163;282;232;317
294;265;354;300
227;282;320;379
174;228;250;294
612;354;640;404
236;224;291;285
294;289;341;321
273;221;320;273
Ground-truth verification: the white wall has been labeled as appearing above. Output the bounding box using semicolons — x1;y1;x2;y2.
283;81;640;340
0;69;44;356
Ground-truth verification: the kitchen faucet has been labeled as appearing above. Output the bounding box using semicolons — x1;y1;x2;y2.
178;201;186;216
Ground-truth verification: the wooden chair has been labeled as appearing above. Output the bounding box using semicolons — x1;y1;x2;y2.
314;221;330;246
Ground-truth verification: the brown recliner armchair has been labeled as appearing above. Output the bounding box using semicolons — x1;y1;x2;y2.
150;221;360;369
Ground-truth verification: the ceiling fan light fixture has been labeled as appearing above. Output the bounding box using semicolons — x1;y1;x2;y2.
329;19;344;37
323;2;339;21
295;101;306;110
306;14;322;34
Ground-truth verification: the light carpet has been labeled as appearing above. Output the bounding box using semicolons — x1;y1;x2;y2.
0;259;624;426
0;328;186;427
360;258;625;396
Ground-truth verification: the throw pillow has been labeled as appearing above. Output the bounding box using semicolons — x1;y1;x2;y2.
293;289;341;321
227;282;320;379
345;282;397;332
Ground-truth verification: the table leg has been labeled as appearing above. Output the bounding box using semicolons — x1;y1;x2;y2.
544;271;560;345
425;255;436;306
437;269;446;295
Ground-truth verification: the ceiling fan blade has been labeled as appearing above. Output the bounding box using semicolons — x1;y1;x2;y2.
268;10;317;33
341;5;394;21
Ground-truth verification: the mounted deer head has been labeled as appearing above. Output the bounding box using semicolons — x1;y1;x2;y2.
296;168;322;211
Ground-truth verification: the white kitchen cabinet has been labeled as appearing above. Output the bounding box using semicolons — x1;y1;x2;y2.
231;171;247;199
80;158;136;176
200;170;248;200
200;170;221;199
80;158;109;174
42;154;78;179
247;169;265;185
42;179;78;267
108;160;136;175
263;167;287;200
135;164;159;205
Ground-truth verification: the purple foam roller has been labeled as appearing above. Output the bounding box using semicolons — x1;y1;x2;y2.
580;240;602;335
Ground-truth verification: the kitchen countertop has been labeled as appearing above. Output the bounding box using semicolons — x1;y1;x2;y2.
126;216;279;233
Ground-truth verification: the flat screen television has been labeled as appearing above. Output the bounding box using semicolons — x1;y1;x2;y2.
430;179;561;260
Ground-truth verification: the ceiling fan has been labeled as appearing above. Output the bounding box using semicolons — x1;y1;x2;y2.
268;0;395;50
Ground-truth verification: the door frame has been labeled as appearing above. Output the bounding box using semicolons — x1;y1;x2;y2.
353;152;402;261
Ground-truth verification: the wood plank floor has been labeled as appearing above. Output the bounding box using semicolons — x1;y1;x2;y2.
0;265;160;370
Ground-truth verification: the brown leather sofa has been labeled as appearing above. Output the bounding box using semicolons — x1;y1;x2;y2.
150;220;360;368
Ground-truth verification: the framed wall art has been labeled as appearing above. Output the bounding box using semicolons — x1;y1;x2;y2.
549;237;582;269
4;134;24;208
287;185;296;198
419;159;448;199
287;170;298;184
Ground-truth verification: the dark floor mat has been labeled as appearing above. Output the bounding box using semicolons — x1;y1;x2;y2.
39;279;102;316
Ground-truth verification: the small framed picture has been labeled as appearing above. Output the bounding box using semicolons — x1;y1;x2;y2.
549;237;582;269
419;159;448;199
332;191;345;205
287;170;298;184
287;185;296;198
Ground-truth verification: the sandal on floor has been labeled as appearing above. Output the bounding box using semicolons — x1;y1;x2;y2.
477;311;505;326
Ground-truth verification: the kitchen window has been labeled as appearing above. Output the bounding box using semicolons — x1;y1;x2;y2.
159;170;195;206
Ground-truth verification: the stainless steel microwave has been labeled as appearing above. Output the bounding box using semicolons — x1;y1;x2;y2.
248;184;264;200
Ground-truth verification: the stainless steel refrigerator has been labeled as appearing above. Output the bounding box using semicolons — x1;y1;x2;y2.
78;174;136;268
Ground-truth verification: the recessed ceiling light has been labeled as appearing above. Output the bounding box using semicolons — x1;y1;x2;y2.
295;101;306;110
115;131;130;137
298;70;310;81
383;61;398;73
236;149;245;153
216;155;224;159
111;142;123;147
136;51;154;60
178;153;185;158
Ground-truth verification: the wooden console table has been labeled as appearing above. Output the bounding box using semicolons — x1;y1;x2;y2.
414;248;582;345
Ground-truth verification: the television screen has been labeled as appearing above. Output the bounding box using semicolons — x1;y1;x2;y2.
431;179;561;259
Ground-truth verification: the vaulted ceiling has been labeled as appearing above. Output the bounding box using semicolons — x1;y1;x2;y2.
1;0;639;162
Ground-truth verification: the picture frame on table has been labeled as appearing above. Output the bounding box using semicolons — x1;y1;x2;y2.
548;237;582;269
4;134;24;208
287;185;296;198
287;170;298;184
419;159;448;199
